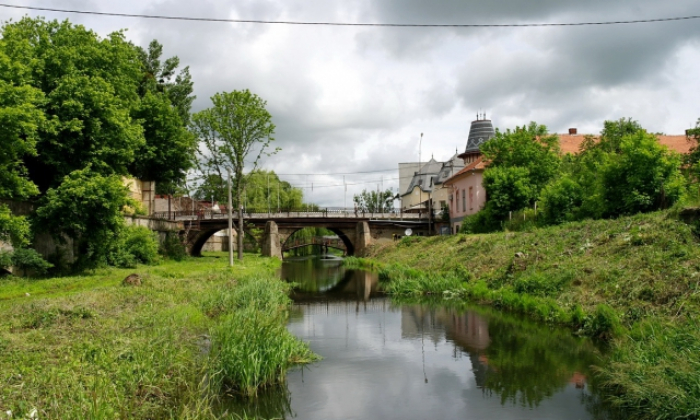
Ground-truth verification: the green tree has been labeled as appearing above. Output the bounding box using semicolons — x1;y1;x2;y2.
131;40;197;193
130;91;196;192
34;167;134;269
135;39;195;125
686;118;700;180
0;17;145;193
477;122;560;224
600;130;685;216
193;170;305;212
353;189;396;213
482;167;534;220
242;170;304;212
192;90;278;260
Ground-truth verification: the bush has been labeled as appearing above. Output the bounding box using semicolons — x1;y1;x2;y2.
0;248;53;277
160;232;187;261
107;226;160;268
539;176;584;225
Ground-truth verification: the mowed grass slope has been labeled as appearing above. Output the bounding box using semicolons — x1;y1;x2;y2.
0;254;315;419
361;210;700;420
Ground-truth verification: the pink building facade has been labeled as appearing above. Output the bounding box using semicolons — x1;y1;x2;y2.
443;115;495;233
443;157;488;233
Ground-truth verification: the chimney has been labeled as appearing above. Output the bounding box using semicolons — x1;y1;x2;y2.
568;128;578;135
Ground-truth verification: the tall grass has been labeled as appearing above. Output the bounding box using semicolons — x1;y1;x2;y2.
204;274;318;398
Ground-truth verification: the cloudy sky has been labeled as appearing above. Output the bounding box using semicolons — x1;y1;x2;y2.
2;1;700;206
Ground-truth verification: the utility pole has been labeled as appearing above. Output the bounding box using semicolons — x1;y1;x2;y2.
419;132;423;218
267;173;270;214
227;169;233;267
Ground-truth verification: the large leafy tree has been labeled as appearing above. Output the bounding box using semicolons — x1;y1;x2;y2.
479;122;560;220
192;90;278;260
131;40;197;193
600;130;685;216
34;167;134;270
0;17;145;192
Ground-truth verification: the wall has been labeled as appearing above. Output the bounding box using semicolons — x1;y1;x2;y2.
447;171;486;232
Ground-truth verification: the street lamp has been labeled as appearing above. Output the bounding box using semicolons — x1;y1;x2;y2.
227;168;233;267
419;132;423;217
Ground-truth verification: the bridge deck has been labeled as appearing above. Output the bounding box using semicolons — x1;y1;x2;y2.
154;208;428;222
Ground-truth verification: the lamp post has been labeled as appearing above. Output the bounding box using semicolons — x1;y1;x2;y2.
227;168;233;267
419;132;423;218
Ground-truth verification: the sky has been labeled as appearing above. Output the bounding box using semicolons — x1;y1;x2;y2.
2;1;700;206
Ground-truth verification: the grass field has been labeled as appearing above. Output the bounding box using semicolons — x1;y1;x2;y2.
0;253;316;419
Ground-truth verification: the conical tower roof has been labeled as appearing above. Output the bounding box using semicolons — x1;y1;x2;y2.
464;117;495;154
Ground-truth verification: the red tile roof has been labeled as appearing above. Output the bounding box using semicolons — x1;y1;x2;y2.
443;156;487;185
558;134;694;155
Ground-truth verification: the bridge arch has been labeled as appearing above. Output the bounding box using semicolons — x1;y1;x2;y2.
280;227;355;256
188;226;261;257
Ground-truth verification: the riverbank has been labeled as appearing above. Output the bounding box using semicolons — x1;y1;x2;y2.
0;254;316;419
352;210;700;420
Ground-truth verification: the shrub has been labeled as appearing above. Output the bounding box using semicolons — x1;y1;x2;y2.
107;226;160;268
160;232;187;261
10;248;53;276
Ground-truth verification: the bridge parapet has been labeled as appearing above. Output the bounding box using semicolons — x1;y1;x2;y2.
153;208;428;222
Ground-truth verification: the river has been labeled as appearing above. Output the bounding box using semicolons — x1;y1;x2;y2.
226;256;616;420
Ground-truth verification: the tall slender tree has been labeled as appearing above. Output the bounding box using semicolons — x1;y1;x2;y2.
192;90;278;260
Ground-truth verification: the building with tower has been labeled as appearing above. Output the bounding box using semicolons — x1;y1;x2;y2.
443;114;496;233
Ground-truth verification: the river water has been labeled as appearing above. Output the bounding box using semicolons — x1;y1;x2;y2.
228;256;616;420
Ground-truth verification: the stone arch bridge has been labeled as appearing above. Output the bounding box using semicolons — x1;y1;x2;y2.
156;209;430;258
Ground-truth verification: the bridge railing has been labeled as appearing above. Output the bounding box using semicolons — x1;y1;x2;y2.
152;208;428;222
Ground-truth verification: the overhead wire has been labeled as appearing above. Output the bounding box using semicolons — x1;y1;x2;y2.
1;3;699;28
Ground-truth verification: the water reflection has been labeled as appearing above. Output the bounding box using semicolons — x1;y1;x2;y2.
224;258;616;420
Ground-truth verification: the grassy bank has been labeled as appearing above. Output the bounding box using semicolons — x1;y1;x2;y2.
351;210;700;420
0;253;316;419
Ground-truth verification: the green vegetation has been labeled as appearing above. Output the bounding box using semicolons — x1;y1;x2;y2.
0;253;315;418
462;118;690;233
356;210;700;419
194;170;305;212
192;90;278;261
0;17;197;271
353;188;396;212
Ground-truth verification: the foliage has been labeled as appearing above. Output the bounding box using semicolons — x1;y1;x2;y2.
686;118;700;179
476;122;559;225
192;90;278;260
135;39;195;125
353;188;396;212
108;225;160;268
481;122;560;202
240;170;304;212
0;47;43;200
34;167;133;269
482;166;534;220
0;205;31;248
130;91;196;189
205;274;318;397
539;175;584;225
159;232;187;261
0;17;145;193
7;247;53;276
600;130;685;217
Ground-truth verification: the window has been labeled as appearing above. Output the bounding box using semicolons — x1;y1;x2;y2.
462;189;466;213
469;187;474;211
